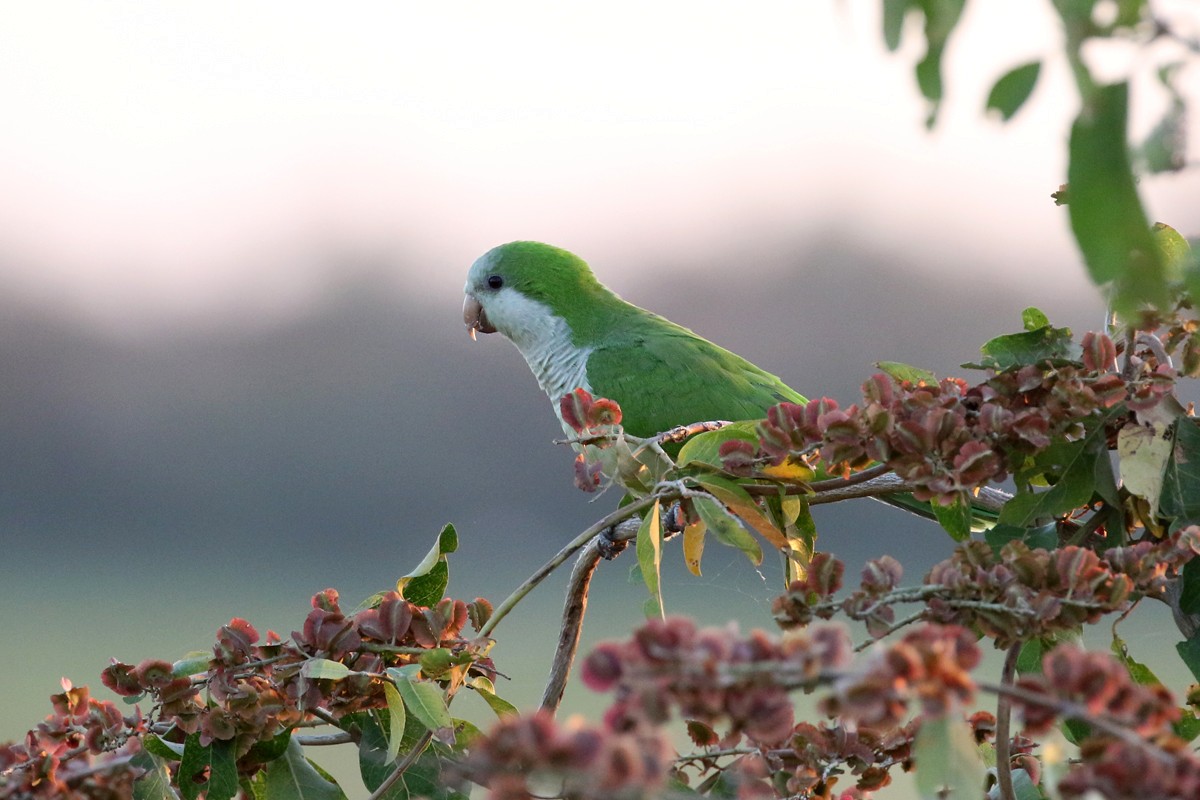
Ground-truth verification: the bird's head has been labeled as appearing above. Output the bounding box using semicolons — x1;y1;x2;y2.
463;241;605;347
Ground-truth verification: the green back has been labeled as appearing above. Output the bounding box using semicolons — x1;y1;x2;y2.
585;306;805;439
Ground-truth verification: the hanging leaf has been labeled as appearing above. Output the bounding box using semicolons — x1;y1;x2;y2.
470;676;519;719
682;517;706;577
932;495;972;542
692;475;790;550
636;499;665;619
986;60;1042;121
693;496;763;566
912;715;986;798
383;682;407;764
258;739;346;800
178;735;238;800
1067;81;1167;314
387;666;455;744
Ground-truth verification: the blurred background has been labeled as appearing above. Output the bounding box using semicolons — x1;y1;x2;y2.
2;0;1198;794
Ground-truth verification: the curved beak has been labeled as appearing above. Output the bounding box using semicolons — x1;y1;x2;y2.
463;293;496;340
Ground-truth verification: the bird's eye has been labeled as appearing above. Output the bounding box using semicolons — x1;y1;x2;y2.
486;274;504;290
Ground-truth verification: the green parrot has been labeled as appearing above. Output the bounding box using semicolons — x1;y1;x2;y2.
462;240;1004;534
462;240;806;444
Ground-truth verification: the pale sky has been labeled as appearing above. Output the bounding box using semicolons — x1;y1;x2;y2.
0;1;1197;332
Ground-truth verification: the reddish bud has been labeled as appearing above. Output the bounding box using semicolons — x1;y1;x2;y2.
588;398;622;427
1081;331;1117;372
573;453;602;492
101;661;143;697
560;388;594;433
134;659;175;690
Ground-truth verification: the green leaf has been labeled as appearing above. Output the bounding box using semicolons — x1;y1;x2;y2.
1180;559;1200;617
985;522;1058;555
1176;635;1200;683
402;560;449;607
1111;629;1161;686
913;0;967;127
882;0;912;51
636;498;665;619
1020;307;1050;330
179;734;239;800
388;666;455;743
692;495;763;566
300;659;353;681
975;323;1076;371
383;681;407;764
244;732;293;770
1160;418;1200;528
676;421;760;470
1015;639;1046;675
912;714;985;798
1061;717;1092;746
349;710;465;800
1067;81;1167;315
875;360;937;385
259;739;346;800
418;648;454;680
131;751;175;800
986;61;1041;122
470;676;519;718
172;651;212;678
692;475;790;550
402;524;458;579
1007;768;1046;800
143;733;185;759
398;524;457;604
932;495;972;542
1000;429;1107;526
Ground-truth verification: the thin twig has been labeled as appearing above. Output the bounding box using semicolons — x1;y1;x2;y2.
853;610;927;652
295;731;355;746
977;680;1178;763
478;493;666;639
809;463;891;490
364;729;436;800
994;642;1021;800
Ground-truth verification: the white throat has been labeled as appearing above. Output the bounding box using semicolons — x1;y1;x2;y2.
484;288;592;425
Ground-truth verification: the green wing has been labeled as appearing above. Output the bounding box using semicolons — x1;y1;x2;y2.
584;315;804;440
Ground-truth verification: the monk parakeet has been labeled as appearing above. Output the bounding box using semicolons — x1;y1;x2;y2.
462;241;805;442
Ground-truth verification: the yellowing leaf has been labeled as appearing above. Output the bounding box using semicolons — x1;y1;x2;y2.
760;459;815;483
682;518;706;576
1118;421;1173;516
693;475;790;550
693;496;763;566
636;499;665;619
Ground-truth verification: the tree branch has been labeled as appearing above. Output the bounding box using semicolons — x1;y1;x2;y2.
478;492;668;639
539;519;641;714
994;642;1021;800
